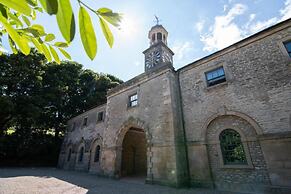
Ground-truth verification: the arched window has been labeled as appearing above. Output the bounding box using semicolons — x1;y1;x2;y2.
152;34;155;42
219;129;247;165
67;148;72;161
79;147;84;162
163;34;166;42
94;145;101;162
157;32;162;41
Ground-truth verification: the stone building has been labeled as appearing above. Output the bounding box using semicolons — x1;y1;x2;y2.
58;18;291;193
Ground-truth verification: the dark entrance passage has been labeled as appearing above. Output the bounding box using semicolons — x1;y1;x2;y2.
121;127;147;177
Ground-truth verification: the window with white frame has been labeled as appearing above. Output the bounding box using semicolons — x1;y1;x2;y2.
129;93;138;107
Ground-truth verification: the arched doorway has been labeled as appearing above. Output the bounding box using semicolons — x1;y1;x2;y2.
121;127;147;177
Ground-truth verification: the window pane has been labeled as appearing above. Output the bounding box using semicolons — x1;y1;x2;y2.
131;100;138;107
79;147;84;162
206;72;213;80
94;145;100;162
97;112;103;122
67;148;71;161
205;67;226;86
284;41;291;52
219;129;247;165
83;118;87;126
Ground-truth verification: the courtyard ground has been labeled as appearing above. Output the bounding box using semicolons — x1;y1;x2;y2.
0;168;243;194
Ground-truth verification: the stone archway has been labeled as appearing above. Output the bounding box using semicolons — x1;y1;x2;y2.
89;134;103;173
113;117;153;181
121;127;147;177
205;114;270;190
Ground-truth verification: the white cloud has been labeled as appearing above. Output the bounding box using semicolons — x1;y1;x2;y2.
195;20;205;32
280;0;291;21
200;4;247;52
172;41;194;60
249;14;256;22
249;0;290;34
249;17;278;34
199;0;291;52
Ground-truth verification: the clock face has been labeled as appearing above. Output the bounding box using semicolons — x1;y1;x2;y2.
145;50;161;69
162;52;172;63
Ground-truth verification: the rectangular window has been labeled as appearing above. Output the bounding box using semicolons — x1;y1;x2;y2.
129;93;138;107
205;66;226;87
83;117;88;127
284;41;291;58
97;111;104;122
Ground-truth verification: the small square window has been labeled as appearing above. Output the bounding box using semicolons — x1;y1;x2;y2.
205;66;226;87
97;112;104;122
283;41;291;58
83;117;88;127
129;93;138;107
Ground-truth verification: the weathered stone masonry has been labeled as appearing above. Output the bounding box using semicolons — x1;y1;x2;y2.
59;19;291;193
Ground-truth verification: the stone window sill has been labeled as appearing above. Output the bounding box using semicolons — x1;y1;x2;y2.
220;164;254;169
205;81;228;91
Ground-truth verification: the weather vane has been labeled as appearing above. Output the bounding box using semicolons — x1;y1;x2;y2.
154;15;161;25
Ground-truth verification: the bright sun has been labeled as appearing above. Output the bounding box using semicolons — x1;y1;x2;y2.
117;14;139;40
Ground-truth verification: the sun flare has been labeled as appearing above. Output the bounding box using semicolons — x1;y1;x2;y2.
117;14;140;40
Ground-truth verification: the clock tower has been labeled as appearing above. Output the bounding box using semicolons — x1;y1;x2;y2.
143;22;174;72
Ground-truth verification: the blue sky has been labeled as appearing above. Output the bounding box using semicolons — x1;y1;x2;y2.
4;0;291;81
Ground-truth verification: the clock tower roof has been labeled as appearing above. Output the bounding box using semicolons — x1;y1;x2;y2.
143;20;174;72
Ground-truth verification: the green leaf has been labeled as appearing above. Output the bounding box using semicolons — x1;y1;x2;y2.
56;0;75;42
8;36;17;54
45;33;55;42
54;42;68;47
97;8;112;14
0;4;7;18
30;24;45;35
79;6;97;60
0;13;30;55
97;8;122;27
26;0;38;7
41;43;52;62
22;15;30;26
8;12;23;27
49;45;60;64
58;47;71;60
0;0;31;16
39;0;58;15
31;9;36;20
31;38;43;53
99;17;114;48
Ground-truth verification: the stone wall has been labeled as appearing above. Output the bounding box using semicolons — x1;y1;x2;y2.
102;66;188;187
58;105;106;173
178;20;291;190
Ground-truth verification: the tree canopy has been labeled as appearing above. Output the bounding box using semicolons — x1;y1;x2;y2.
0;50;123;166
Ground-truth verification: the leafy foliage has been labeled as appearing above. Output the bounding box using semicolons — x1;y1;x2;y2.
0;50;123;166
0;0;122;62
